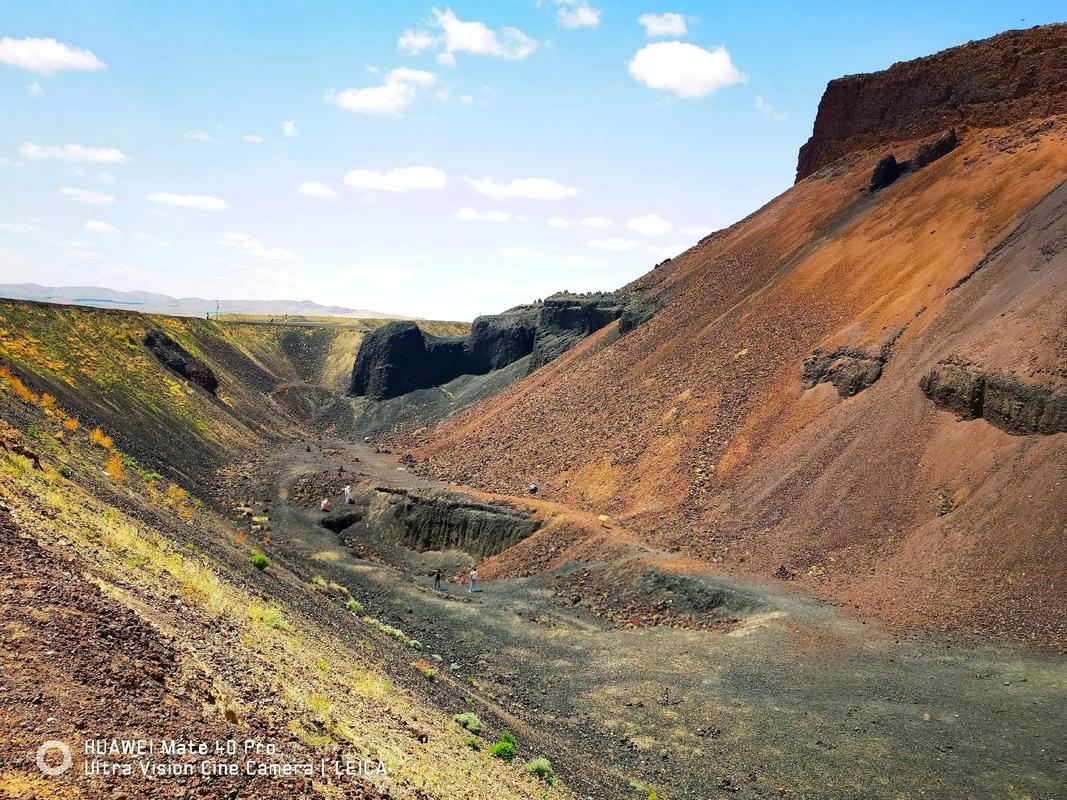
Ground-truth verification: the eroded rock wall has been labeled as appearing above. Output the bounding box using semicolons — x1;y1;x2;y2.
797;24;1067;181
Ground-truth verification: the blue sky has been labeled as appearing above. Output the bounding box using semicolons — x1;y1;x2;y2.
1;1;1062;319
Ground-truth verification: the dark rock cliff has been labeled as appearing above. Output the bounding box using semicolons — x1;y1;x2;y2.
350;293;629;401
797;24;1067;181
920;361;1067;436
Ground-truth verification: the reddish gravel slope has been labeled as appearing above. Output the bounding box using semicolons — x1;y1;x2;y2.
412;28;1067;646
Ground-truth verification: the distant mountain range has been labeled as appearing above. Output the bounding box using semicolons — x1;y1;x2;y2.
0;284;401;319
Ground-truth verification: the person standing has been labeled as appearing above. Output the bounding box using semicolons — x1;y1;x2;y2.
343;484;352;504
320;496;330;512
433;568;442;590
469;566;478;594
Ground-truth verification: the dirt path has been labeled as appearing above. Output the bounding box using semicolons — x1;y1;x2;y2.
245;440;1066;800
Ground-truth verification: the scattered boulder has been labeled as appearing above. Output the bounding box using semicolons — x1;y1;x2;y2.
911;128;960;169
920;360;1067;435
802;347;884;397
868;129;961;192
143;330;219;395
869;155;902;191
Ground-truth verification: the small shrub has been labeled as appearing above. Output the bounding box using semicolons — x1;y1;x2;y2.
409;639;422;650
62;417;78;431
89;426;112;449
453;712;483;734
345;599;363;614
465;737;481;751
412;660;437;680
525;757;556;785
249;552;270;570
105;452;125;482
499;730;516;747
488;740;516;763
260;608;292;631
56;464;71;478
311;575;327;588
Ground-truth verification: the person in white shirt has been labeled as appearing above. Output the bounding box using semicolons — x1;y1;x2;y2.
469;567;478;594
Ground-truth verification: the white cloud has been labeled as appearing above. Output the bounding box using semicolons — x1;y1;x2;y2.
242;134;265;143
220;231;296;261
398;28;439;55
409;9;536;62
97;171;115;184
588;237;638;251
465;176;578;200
146;192;228;211
458;94;474;104
58;187;116;204
325;67;437;116
298;181;337;198
638;12;688;37
580;216;612;228
647;242;685;258
19;143;127;164
63;248;103;261
27;81;43;96
184;130;217;144
134;233;154;241
84;220;117;233
499;245;548;258
0;222;38;233
547;217;572;228
0;37;105;75
436;52;456;67
562;255;608;268
681;224;713;237
627;212;673;236
282;120;299;138
556;1;601;29
0;157;24;168
754;95;787;122
455;208;514;222
628;41;744;98
343;166;447;192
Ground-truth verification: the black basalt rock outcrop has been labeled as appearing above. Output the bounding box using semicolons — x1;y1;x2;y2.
802;347;885;397
920;360;1067;436
868;129;960;192
143;330;219;395
349;321;467;401
350;293;630;401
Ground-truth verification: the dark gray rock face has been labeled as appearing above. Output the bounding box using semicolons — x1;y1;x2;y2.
367;487;541;558
802;347;885;397
920;360;1067;435
465;307;538;374
143;329;219;395
528;294;628;370
349;321;466;401
349;293;631;401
